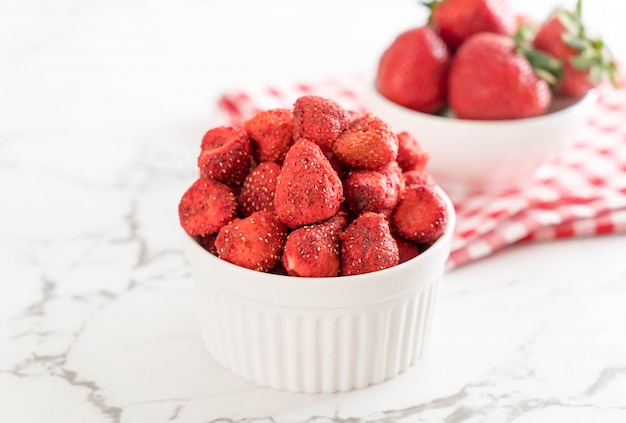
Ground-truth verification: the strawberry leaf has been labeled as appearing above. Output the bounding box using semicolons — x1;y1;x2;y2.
556;0;618;87
515;27;563;86
422;0;442;24
562;34;586;51
524;49;564;85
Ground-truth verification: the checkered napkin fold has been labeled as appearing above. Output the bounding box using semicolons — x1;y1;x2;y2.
213;75;626;270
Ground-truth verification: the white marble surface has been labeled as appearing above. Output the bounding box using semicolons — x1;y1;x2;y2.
2;1;626;422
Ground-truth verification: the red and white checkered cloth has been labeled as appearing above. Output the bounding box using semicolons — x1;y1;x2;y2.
214;75;626;270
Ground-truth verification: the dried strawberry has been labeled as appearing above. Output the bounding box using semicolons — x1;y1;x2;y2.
391;185;448;244
198;126;251;187
394;235;421;264
238;161;282;217
197;233;218;256
269;260;288;276
426;0;516;52
339;212;399;276
346;109;362;124
274;139;344;229
214;211;288;272
376;26;450;114
396;132;429;172
344;168;400;217
380;160;406;197
178;177;237;237
332;114;398;170
292;95;350;150
323;149;348;180
244;108;294;163
281;215;347;277
403;169;436;187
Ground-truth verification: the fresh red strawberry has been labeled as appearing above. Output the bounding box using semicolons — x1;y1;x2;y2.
376;26;450;114
292;95;350;150
244;108;294;163
332;114;398;170
403;169;436;187
178;177;237;237
281;215;347;277
238;161;282;217
339;212;399;276
198;126;251;187
214;211;288;272
344;165;403;217
533;1;617;97
426;0;516;52
391;184;448;244
274;139;344;229
448;32;551;120
396;132;429;172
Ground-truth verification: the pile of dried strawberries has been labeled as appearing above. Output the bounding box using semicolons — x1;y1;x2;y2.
179;95;448;277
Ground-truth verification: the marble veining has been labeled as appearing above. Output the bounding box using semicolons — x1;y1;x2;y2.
2;1;626;422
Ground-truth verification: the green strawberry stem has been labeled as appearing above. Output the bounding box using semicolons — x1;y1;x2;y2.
421;0;441;24
558;0;618;86
514;28;563;86
524;49;563;86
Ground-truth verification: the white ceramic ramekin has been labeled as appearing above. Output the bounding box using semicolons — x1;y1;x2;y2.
183;189;455;393
367;84;597;199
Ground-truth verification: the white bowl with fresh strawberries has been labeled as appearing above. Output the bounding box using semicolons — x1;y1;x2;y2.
368;85;598;197
369;0;615;198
